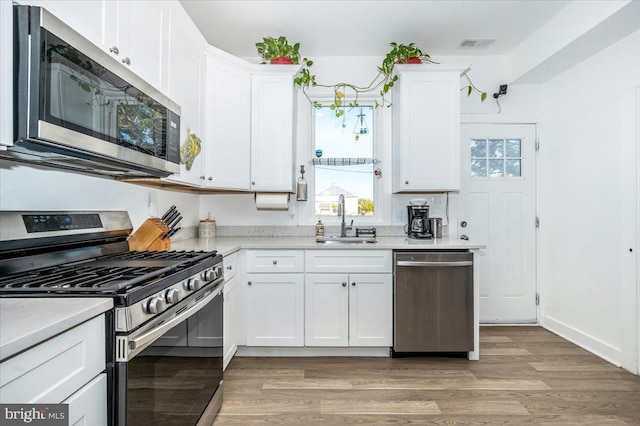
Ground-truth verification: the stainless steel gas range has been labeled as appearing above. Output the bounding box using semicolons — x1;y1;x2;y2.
0;211;224;426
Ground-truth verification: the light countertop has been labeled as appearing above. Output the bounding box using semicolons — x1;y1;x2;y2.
172;236;486;257
0;298;113;361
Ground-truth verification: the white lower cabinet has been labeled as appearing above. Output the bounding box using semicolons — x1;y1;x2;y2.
245;273;305;346
64;373;107;426
0;315;107;425
223;274;238;369
305;273;392;347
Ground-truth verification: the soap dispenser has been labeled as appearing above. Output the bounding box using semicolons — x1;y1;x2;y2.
315;219;325;237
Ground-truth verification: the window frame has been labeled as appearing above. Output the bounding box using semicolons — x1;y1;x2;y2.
308;96;384;226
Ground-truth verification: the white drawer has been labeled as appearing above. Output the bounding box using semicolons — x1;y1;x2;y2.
305;250;392;273
246;250;304;273
223;251;238;280
0;315;105;403
64;373;107;426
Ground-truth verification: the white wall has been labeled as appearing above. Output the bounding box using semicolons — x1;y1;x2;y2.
0;162;201;236
538;28;640;371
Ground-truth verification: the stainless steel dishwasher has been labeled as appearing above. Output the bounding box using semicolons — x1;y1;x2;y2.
393;251;473;354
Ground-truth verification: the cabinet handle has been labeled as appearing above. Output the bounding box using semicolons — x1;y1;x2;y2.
200;176;205;180
109;46;119;55
272;260;278;265
226;265;233;270
351;282;356;286
208;176;213;181
122;57;131;65
251;181;256;185
248;281;252;286
405;180;409;185
342;282;347;287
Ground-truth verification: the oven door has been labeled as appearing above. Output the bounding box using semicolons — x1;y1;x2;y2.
115;284;223;426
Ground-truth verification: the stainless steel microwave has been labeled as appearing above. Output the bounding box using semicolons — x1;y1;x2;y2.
6;5;181;178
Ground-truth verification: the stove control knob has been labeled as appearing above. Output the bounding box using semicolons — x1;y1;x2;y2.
165;288;180;304
201;269;216;282
145;297;165;314
184;278;202;292
216;266;223;277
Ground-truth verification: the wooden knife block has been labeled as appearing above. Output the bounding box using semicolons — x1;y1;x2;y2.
128;218;171;252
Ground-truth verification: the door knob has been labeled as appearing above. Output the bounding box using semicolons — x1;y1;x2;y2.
460;235;469;240
460;221;467;228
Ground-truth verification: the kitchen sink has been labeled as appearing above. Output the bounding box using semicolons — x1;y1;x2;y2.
315;236;377;244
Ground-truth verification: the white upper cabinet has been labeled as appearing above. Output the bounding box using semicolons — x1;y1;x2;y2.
203;49;251;190
114;1;169;91
250;66;299;192
392;64;468;192
163;8;207;187
27;0;168;92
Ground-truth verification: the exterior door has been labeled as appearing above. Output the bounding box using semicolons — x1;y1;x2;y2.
458;123;537;323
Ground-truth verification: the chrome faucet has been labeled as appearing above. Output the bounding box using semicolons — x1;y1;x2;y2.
338;194;353;237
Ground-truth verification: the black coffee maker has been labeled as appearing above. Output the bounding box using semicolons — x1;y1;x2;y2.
407;205;431;239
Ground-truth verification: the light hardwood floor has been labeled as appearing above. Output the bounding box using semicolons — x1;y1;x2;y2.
214;327;640;425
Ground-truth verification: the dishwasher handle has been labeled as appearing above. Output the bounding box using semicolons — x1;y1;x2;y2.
396;260;473;267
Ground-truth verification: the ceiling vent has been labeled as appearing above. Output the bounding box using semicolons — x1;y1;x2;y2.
458;39;495;49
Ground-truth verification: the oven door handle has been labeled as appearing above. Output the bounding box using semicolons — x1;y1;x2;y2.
128;285;222;356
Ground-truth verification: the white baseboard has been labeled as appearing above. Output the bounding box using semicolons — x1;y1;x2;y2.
236;346;391;357
541;315;622;367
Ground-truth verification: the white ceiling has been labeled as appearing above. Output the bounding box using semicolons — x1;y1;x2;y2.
179;0;571;58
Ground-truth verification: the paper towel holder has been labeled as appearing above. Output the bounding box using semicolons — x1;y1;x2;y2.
254;192;291;210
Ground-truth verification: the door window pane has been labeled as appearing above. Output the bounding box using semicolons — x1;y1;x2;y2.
470;139;486;158
488;140;504;158
506;139;521;157
506;159;521;177
471;159;487;177
488;159;504;177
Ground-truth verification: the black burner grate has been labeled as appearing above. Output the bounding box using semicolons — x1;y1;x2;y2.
0;250;217;293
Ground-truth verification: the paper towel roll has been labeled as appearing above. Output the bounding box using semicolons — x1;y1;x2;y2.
255;193;290;210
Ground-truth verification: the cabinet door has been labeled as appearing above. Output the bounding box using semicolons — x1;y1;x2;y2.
393;65;465;192
250;68;298;192
26;0;109;50
246;273;304;346
116;0;167;91
64;373;107;426
305;274;349;346
223;275;238;370
0;0;12;146
204;53;251;190
348;274;392;347
164;13;206;187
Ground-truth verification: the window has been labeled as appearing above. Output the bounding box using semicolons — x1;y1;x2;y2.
470;138;522;178
313;106;376;217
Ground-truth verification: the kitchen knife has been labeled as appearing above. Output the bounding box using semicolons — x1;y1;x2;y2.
167;215;182;229
163;209;180;226
164;227;181;240
160;205;176;222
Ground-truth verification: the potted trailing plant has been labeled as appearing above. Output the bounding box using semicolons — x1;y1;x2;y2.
309;42;486;117
256;35;316;94
255;39;486;118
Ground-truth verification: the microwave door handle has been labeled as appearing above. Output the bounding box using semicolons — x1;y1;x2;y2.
127;285;222;357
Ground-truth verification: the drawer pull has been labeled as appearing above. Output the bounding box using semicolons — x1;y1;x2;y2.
272;260;278;265
226;265;233;270
352;282;356;286
248;281;252;286
342;282;347;287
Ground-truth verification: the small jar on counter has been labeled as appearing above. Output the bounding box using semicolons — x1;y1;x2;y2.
199;212;216;239
315;219;325;237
